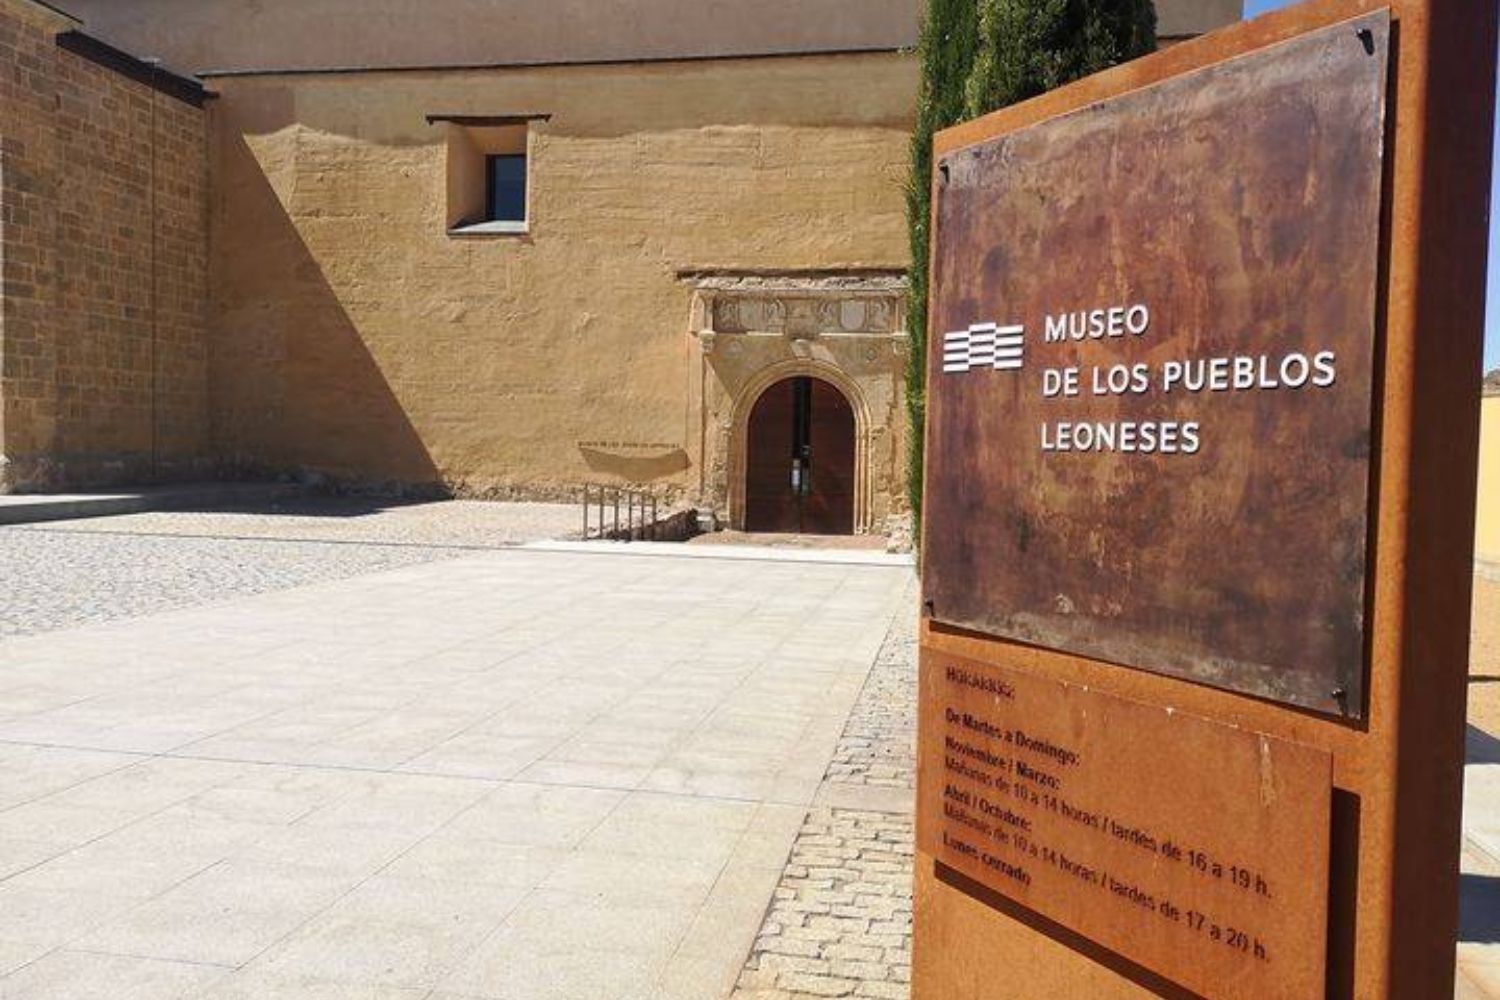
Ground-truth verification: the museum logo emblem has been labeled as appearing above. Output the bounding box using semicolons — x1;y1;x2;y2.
942;322;1025;374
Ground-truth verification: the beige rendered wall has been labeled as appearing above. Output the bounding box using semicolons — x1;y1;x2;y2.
55;0;922;74
206;54;916;499
1480;395;1500;564
0;0;210;491
1164;0;1245;37
54;0;1235;76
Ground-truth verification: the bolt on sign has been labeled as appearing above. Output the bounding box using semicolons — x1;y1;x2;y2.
917;653;1332;999
922;12;1389;717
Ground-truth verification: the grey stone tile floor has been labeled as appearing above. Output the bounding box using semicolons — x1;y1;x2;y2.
8;505;1491;998
0;525;912;1000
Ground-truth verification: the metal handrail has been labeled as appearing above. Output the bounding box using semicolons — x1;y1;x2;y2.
580;484;661;541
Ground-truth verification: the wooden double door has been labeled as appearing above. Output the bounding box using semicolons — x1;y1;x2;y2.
745;376;855;535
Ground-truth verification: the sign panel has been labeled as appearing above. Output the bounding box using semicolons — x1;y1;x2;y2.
917;651;1332;1000
921;13;1389;715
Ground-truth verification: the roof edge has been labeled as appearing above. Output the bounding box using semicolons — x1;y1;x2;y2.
57;31;210;107
196;44;910;80
3;0;81;30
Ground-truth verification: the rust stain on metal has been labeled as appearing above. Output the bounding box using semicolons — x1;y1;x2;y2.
917;650;1333;999
921;13;1390;716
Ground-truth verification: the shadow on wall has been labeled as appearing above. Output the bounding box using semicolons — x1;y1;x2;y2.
577;446;691;482
210;133;441;487
205;58;917;149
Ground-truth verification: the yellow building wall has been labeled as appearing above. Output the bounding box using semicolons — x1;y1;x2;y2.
1480;395;1500;564
206;53;916;499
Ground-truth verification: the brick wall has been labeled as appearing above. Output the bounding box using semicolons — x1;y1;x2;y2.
0;0;63;490
0;0;209;492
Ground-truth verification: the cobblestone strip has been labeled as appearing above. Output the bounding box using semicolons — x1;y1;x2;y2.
735;808;915;999
824;593;918;788
733;578;918;1000
0;526;469;638
0;500;593;639
39;497;584;547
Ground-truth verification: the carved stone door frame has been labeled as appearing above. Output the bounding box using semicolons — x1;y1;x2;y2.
682;270;909;534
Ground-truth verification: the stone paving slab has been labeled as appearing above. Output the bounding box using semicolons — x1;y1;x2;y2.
0;545;911;1000
527;541;914;568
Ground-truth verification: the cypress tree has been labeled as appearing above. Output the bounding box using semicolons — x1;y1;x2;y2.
905;0;978;548
905;0;1156;542
966;0;1156;115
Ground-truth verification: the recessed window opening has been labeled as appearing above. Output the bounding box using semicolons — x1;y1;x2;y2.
486;153;527;224
439;119;533;236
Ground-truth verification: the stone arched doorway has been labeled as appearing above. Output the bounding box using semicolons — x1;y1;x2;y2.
685;269;909;534
744;375;856;534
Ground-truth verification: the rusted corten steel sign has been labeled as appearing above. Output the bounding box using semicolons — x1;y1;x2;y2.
918;653;1332;1000
922;14;1388;716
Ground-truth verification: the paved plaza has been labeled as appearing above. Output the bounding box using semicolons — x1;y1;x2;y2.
0;509;913;999
4;505;1499;999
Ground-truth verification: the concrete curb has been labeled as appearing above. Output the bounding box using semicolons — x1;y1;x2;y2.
522;538;915;567
813;780;915;815
0;482;305;526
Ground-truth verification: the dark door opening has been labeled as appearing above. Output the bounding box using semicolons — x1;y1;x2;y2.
745;376;855;534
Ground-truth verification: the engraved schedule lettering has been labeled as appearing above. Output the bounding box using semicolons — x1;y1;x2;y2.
917;653;1332;1000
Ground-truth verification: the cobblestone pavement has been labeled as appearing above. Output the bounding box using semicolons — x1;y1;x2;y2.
0;500;582;639
35;497;583;547
0;527;469;638
823;603;918;790
734;579;918;1000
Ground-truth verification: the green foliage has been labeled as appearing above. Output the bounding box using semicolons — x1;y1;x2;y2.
966;0;1155;114
905;0;978;549
905;0;1156;545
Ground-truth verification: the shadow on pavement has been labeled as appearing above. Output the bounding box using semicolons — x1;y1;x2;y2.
1468;726;1500;765
1462;874;1500;944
